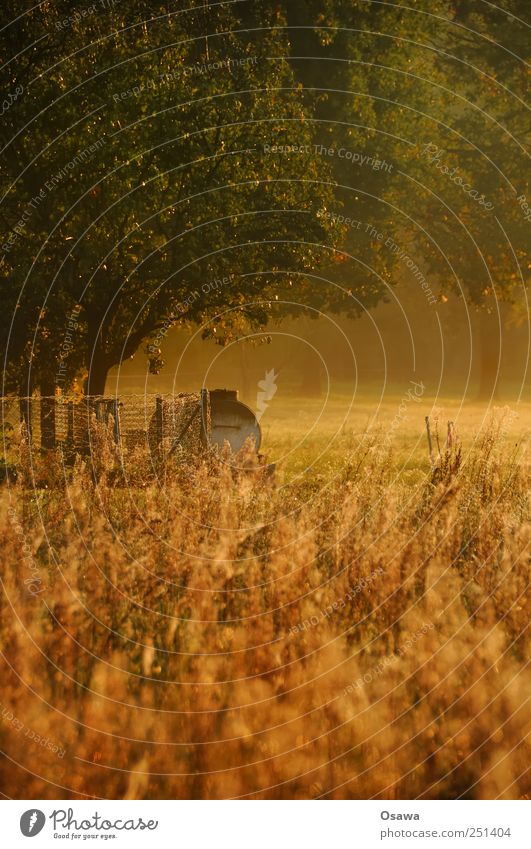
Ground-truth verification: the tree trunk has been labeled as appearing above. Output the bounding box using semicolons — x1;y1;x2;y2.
477;310;501;401
84;345;110;396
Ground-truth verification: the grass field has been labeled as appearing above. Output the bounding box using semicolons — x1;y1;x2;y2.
259;388;530;480
0;394;529;799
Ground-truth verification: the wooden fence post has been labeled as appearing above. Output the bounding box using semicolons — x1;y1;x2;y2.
40;396;56;450
154;395;164;456
425;415;434;466
110;398;121;446
19;397;33;442
75;396;92;456
447;420;454;449
95;397;105;424
199;388;209;448
67;402;75;444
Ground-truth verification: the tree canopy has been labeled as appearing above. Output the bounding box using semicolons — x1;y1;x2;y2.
1;0;528;396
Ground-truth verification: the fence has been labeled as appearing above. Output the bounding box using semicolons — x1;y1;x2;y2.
1;392;210;460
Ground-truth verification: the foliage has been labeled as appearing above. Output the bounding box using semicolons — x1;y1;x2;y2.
0;1;527;395
0;1;340;393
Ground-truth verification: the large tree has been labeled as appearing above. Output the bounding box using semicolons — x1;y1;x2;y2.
0;1;342;395
1;0;527;399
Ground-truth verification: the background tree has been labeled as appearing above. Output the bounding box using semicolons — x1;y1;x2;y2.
264;0;528;396
401;0;529;397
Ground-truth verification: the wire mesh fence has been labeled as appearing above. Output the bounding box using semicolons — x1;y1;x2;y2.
1;392;210;463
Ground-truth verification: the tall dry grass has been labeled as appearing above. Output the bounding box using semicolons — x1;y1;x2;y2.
0;415;528;799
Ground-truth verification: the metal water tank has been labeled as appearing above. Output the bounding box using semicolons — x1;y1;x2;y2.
209;389;261;452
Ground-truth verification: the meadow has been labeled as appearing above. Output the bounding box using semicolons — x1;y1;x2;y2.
0;394;529;799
